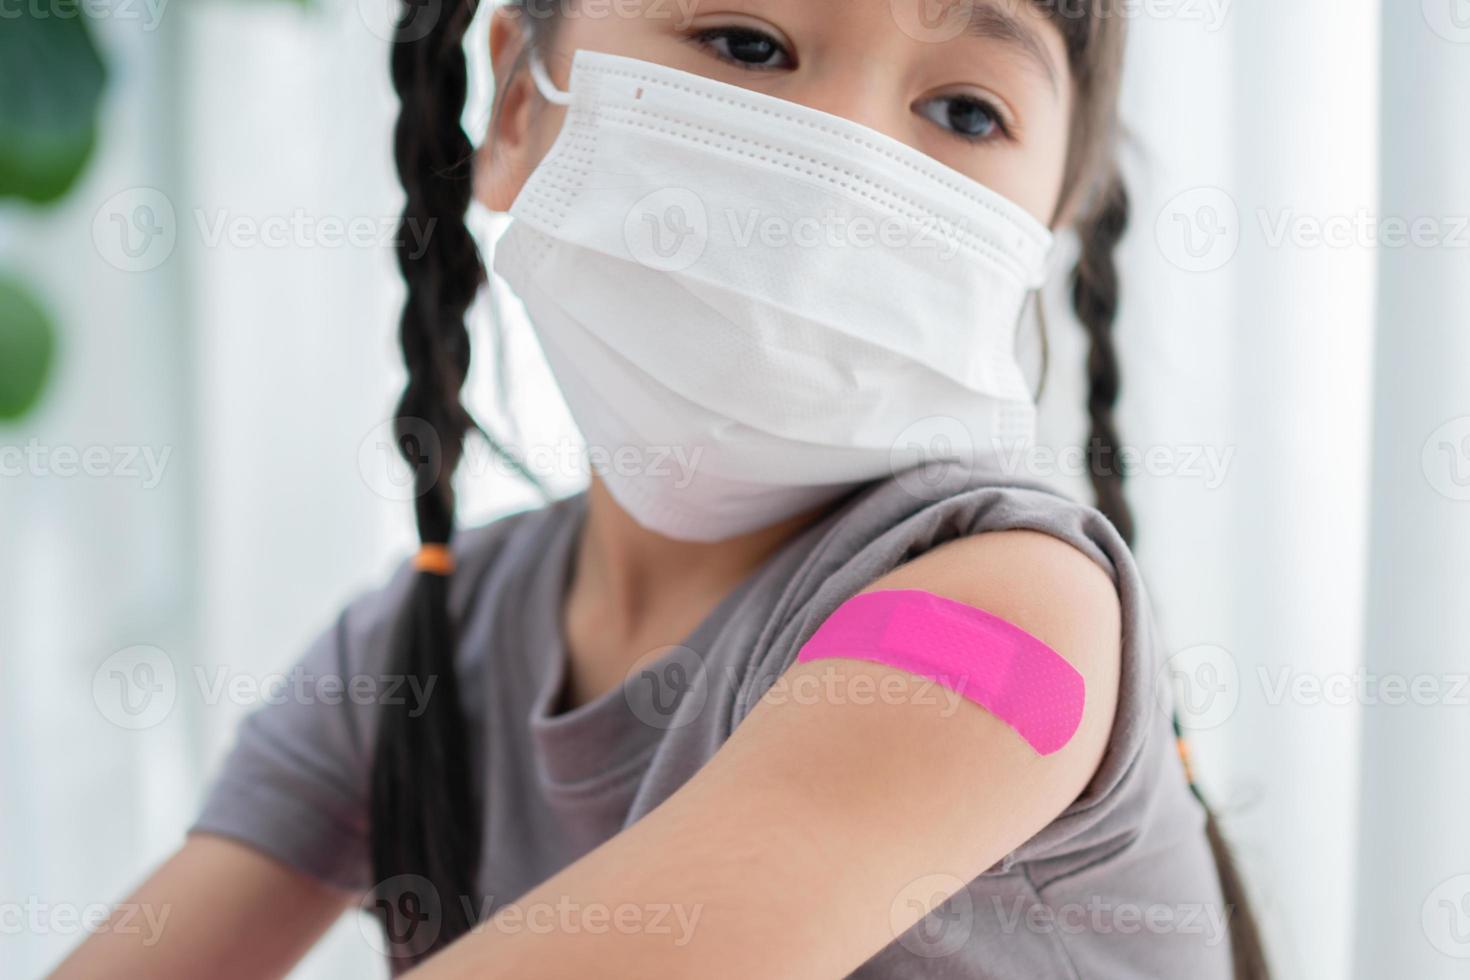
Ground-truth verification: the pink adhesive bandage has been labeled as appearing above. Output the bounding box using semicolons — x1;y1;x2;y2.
795;589;1085;756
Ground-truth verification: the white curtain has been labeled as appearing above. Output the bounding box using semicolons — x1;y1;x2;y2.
3;2;1464;977
1353;6;1470;976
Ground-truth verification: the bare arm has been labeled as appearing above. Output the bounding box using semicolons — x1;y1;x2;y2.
50;833;351;980
407;530;1123;980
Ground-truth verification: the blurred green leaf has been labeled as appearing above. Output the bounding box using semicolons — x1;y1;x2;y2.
0;4;107;204
0;277;57;420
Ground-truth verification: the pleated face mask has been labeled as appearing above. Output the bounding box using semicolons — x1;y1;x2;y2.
493;49;1055;542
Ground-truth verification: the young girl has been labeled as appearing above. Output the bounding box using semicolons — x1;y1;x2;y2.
58;0;1268;977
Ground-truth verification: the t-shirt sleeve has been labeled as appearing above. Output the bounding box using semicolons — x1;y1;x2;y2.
730;476;1172;878
188;561;417;893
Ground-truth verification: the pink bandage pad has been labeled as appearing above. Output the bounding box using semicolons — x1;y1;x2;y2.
796;589;1085;756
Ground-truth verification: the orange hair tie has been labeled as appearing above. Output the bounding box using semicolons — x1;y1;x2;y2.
1176;736;1196;785
413;544;456;577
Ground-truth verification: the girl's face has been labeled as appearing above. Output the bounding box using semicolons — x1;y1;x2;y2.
482;0;1075;226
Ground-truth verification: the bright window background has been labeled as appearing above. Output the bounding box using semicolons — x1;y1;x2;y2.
3;1;1467;978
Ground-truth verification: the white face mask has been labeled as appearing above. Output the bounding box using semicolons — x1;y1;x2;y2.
493;49;1054;542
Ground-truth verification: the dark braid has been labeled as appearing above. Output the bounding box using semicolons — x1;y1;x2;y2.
1070;172;1271;980
1175;717;1272;980
1070;174;1134;545
368;0;485;965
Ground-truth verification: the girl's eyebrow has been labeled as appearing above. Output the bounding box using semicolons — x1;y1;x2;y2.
959;0;1063;95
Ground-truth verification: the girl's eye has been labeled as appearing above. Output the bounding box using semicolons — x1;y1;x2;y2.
693;27;794;71
916;94;1009;143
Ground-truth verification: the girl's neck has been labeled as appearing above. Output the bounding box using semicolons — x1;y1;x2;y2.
555;479;834;710
572;477;823;625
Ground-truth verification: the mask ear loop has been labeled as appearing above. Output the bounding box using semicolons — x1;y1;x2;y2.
1025;291;1050;404
1019;237;1061;403
529;53;574;107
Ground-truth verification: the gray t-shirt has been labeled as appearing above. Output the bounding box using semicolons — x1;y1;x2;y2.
192;463;1231;978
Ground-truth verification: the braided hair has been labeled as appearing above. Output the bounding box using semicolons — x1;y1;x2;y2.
1067;166;1269;980
1042;8;1268;973
368;0;487;964
1070;173;1134;544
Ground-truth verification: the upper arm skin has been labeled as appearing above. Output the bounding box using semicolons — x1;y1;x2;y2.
49;833;350;980
408;529;1123;980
